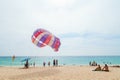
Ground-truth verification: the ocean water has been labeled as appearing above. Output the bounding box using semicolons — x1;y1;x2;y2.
0;56;120;67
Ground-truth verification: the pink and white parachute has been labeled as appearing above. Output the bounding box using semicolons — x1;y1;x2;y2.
31;28;61;51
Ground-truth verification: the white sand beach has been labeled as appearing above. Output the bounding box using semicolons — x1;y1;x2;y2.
0;66;120;80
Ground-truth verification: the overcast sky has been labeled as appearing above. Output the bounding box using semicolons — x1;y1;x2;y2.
0;0;120;56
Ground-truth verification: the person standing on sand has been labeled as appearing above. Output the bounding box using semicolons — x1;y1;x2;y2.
53;59;56;66
33;62;35;67
43;62;46;67
25;59;29;68
89;61;91;66
56;59;58;66
48;61;50;67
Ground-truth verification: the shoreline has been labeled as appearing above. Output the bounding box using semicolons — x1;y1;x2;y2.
0;63;120;67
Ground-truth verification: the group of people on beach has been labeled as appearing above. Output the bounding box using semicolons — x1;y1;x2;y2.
43;59;58;67
93;64;109;72
89;61;97;66
24;59;109;72
24;59;59;68
24;60;35;68
89;61;109;72
43;61;50;67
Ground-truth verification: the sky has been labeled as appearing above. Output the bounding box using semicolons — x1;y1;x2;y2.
0;0;120;56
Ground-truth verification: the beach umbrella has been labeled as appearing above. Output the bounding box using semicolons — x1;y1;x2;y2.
21;58;31;62
31;28;61;51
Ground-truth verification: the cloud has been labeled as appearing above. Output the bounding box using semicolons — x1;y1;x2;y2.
59;32;120;56
0;0;120;56
59;32;120;40
59;32;81;38
28;0;120;35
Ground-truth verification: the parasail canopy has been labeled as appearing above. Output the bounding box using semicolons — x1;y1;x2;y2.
31;28;61;51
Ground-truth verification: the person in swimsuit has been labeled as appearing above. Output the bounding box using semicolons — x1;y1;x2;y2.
102;64;109;72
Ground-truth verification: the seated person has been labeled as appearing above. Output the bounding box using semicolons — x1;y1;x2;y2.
102;64;109;72
93;65;101;71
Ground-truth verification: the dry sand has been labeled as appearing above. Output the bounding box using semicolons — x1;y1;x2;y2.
0;66;120;80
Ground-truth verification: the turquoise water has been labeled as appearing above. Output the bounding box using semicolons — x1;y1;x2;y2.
0;56;120;67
